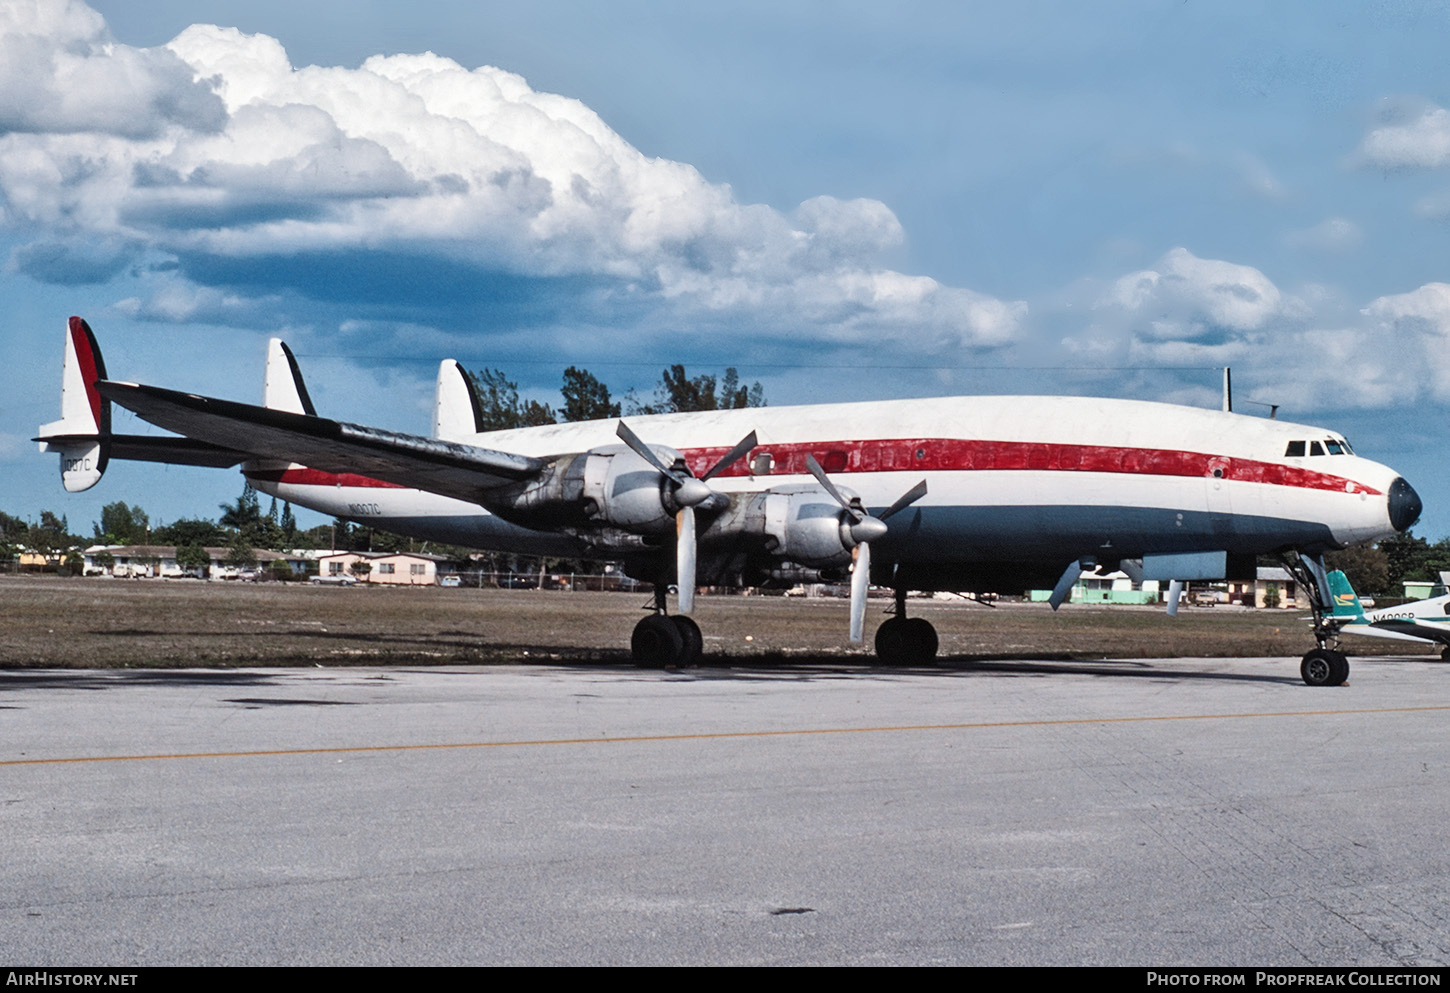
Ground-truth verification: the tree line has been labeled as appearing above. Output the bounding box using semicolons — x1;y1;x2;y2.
467;363;765;430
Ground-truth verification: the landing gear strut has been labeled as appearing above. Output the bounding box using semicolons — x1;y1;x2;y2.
630;583;702;668
1280;551;1349;686
874;588;938;666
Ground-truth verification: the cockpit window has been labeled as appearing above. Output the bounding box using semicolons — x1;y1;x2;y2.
1340;437;1354;455
1309;441;1325;456
1324;439;1344;455
1285;441;1306;457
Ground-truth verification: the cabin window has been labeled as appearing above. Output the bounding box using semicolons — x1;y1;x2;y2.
1309;441;1325;456
1324;439;1344;455
1285;441;1306;457
751;453;774;475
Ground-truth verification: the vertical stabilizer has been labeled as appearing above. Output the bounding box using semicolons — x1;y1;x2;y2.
263;339;317;415
434;360;485;441
1327;570;1366;619
36;317;110;492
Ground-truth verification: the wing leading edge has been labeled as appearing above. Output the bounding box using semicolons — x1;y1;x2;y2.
97;381;548;505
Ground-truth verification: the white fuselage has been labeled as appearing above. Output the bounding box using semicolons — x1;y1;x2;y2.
249;395;1408;575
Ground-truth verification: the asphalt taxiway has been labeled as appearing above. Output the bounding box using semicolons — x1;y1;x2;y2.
2;656;1448;966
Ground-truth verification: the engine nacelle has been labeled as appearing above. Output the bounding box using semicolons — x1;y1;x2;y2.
579;444;681;533
702;484;855;568
482;443;690;537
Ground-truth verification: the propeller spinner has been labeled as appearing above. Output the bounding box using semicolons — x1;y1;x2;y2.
615;421;757;614
804;454;927;642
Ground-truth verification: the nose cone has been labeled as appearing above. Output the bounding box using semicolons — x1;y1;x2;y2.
1388;476;1423;532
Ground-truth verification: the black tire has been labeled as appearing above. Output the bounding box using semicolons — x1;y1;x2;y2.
875;616;939;666
874;616;909;666
1440;645;1450;662
671;615;703;667
902;617;939;663
1301;648;1349;686
632;614;684;668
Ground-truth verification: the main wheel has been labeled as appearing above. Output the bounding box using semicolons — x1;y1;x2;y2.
1301;648;1349;686
875;616;909;665
671;615;703;667
875;616;939;666
902;617;939;663
632;614;684;668
1440;645;1450;662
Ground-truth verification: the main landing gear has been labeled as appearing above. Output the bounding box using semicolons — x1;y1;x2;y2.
1281;552;1349;687
873;588;939;666
630;585;702;668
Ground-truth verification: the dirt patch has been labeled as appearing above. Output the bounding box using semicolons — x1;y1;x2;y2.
0;575;1430;669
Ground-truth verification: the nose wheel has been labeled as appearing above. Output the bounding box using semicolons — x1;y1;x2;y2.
1300;648;1349;687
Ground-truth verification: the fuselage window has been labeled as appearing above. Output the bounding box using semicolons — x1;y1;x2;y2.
1324;439;1344;455
1309;441;1326;456
1285;441;1306;457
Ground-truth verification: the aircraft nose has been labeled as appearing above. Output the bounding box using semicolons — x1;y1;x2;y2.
1388;476;1423;532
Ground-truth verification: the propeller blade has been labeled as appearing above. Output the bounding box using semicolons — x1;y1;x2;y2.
804;454;861;521
676;507;696;614
849;541;871;643
616;420;677;479
1165;580;1183;618
700;430;758;481
879;479;928;521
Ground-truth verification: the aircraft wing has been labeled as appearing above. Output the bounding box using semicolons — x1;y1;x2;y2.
97;381;547;505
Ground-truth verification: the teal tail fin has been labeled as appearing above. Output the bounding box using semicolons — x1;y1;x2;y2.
1327;570;1365;619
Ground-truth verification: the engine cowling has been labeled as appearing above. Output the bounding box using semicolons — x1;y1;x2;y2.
480;443;695;537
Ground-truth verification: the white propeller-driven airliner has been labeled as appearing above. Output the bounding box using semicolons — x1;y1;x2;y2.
38;317;1422;684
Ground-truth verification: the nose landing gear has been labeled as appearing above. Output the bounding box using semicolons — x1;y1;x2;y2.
1282;552;1350;687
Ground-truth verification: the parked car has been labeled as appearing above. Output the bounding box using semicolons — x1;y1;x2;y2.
310;574;358;586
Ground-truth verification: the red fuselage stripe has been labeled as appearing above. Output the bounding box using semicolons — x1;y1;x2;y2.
247;438;1381;497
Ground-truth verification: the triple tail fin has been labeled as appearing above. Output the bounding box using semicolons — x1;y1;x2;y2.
35;317;110;492
263;339;317;415
433;359;485;441
1327;570;1366;619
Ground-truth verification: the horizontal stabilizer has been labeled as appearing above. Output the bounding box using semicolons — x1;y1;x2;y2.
98;381;547;505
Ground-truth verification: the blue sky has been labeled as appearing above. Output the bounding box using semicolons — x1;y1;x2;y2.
5;0;1450;538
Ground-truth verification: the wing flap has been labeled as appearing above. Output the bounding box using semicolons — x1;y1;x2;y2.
97;381;547;504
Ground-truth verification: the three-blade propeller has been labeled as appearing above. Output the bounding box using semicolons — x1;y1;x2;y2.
805;455;928;642
616;421;757;614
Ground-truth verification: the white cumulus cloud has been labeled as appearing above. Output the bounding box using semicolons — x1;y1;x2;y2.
1098;247;1283;340
1358;101;1450;170
0;2;1024;353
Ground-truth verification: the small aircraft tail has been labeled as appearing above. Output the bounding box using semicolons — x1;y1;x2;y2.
35;317;110;492
1327;570;1366;619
